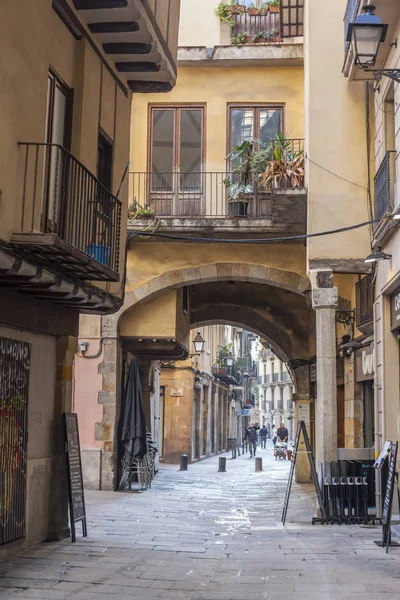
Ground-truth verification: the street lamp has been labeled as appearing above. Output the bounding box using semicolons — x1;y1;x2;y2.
364;250;392;263
347;5;400;83
226;352;234;367
192;331;205;356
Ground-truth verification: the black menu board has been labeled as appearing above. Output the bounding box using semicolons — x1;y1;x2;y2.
381;442;398;552
63;413;87;542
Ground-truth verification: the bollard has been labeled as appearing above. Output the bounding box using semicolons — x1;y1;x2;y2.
255;457;263;472
218;456;227;472
232;447;236;460
179;454;188;471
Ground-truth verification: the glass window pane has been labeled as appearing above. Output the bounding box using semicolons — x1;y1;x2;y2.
151;109;174;191
231;109;254;147
179;109;202;191
259;109;281;143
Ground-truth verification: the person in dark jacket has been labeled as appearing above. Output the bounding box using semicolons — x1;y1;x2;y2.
259;425;268;449
277;422;289;443
244;423;258;458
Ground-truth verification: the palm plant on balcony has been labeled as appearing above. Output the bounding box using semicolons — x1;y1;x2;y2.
224;139;254;216
255;133;305;191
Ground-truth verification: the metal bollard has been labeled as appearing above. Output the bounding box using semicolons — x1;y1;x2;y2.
218;457;227;472
255;457;263;472
179;454;188;471
232;447;236;459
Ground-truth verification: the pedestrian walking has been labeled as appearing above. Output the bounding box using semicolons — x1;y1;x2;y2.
244;423;258;458
277;422;289;443
271;424;277;446
259;425;268;449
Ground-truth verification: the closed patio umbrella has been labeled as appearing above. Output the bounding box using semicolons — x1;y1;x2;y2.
121;358;147;460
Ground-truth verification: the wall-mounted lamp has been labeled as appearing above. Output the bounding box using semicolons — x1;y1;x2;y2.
192;331;205;356
347;5;400;83
364;250;392;263
226;352;234;367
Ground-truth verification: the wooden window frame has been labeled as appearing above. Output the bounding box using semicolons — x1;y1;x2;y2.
227;103;285;158
148;104;206;174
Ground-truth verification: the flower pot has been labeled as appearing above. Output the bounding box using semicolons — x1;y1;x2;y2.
248;8;262;16
86;243;111;266
228;201;249;217
231;4;246;14
269;5;280;13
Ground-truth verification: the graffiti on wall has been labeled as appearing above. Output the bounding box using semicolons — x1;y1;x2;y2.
0;337;30;545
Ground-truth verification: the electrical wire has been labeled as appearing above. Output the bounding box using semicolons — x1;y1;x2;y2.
305;156;369;191
128;217;381;245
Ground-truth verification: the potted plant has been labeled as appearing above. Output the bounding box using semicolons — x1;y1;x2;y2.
215;1;245;25
224;139;254;216
231;32;247;45
272;28;281;42
258;132;305;191
268;0;280;14
128;201;155;219
248;2;262;16
253;30;273;43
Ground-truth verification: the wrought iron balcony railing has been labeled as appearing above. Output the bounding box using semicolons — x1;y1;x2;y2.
212;363;241;385
130;142;304;219
230;1;304;44
14;143;121;281
374;151;396;223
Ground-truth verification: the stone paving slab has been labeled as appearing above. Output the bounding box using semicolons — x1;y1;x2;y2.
1;442;400;599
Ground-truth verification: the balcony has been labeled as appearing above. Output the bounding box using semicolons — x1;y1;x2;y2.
212;364;241;385
356;275;374;335
11;143;121;282
373;151;397;244
178;1;303;67
129;139;306;238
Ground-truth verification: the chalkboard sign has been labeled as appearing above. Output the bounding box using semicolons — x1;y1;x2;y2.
282;420;325;525
63;413;87;542
381;442;398;552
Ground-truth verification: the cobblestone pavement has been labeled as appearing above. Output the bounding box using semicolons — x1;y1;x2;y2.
1;442;400;599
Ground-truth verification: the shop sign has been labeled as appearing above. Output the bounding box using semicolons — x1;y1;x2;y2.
391;288;400;330
236;409;253;416
355;345;374;382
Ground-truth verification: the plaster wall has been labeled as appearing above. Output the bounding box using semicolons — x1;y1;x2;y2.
161;368;195;463
179;0;222;47
305;0;371;262
130;65;304;175
0;0;131;298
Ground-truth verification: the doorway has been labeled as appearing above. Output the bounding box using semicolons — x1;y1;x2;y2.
337;384;345;448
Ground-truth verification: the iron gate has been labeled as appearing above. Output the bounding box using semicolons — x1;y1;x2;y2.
0;337;30;545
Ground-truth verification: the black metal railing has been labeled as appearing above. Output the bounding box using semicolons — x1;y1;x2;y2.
280;371;290;382
18;143;122;273
374;151;396;222
263;374;270;384
212;363;241;385
232;10;281;44
356;275;374;328
130;142;304;218
272;373;279;382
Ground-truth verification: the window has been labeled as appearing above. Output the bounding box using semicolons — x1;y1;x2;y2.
150;107;204;191
97;132;113;190
270;387;275;410
229;105;283;161
279;386;284;410
44;71;73;232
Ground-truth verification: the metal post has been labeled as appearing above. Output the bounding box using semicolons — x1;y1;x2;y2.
255;457;262;472
179;454;188;471
218;457;227;472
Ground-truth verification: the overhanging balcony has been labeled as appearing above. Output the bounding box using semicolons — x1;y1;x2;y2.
128;139;306;238
11;143;121;282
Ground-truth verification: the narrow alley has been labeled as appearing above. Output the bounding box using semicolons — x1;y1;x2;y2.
0;445;399;600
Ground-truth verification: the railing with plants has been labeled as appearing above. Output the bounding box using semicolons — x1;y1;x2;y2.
129;135;304;219
18;142;121;273
215;0;303;45
212;343;242;384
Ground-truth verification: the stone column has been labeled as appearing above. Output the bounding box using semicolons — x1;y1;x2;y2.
311;270;338;468
292;363;312;483
206;385;213;455
214;387;219;453
199;386;205;457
